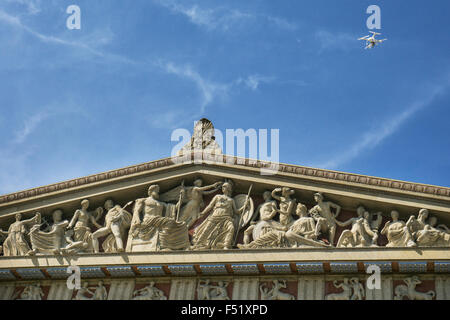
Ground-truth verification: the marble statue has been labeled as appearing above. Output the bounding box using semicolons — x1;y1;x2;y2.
127;184;189;252
132;282;167;300
160;179;222;229
74;282;96;300
336;206;381;248
271;187;296;229
238;203;328;249
394;276;435;300
177;118;222;156
28;209;88;255
92;199;133;253
243;191;281;245
260;280;294;300
381;211;416;247
15;283;44;300
408;209;450;247
74;281;107;300
0;212;41;256
191;182;250;250
325;279;353;300
197;280;230;300
350;278;365;300
309;193;341;246
66;199;104;253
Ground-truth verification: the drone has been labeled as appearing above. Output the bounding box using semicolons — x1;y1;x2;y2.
358;31;387;49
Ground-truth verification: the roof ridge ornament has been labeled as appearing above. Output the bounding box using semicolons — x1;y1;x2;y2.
178;118;222;156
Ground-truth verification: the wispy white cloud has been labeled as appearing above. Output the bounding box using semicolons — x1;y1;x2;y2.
3;0;41;15
13;111;50;144
315;30;355;53
0;9;134;65
154;0;297;32
236;74;275;91
162;61;230;114
315;82;449;170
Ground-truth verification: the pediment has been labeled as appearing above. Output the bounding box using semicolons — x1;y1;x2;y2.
0;154;449;229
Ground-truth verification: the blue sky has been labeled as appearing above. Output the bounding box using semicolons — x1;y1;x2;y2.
0;0;449;194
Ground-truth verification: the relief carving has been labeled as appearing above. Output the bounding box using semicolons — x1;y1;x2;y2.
394;276;435;300
197;280;230;300
132;282;167;300
260;280;295;300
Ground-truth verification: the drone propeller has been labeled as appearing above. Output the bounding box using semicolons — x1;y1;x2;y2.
358;35;370;40
369;31;381;35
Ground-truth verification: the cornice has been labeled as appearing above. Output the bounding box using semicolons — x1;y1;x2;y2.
0;152;449;207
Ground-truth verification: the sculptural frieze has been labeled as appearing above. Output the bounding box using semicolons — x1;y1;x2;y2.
133;282;167;300
197;280;230;300
260;280;294;300
74;281;108;300
394;276;435;300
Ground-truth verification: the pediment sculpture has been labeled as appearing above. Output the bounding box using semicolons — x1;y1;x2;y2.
0;178;449;256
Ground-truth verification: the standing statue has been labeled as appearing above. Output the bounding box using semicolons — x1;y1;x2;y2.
260;280;294;300
381;211;416;247
28;209;88;255
325;279;353;300
197;280;230;300
0;212;41;256
309;193;341;245
160;179;222;229
127;184;189;252
271;187;296;229
238;203;328;249
243;191;280;245
132;282;167;300
191;182;250;250
66;199;104;253
336;206;381;247
92;200;133;253
350;278;365;300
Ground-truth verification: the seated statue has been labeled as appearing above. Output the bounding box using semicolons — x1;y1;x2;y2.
243;191;281;245
238;203;328;249
381;210;416;247
127;185;189;252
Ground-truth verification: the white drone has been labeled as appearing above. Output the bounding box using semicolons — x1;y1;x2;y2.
358;31;387;49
